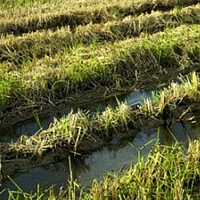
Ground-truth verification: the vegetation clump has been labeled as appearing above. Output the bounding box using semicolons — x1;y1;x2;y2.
82;140;200;200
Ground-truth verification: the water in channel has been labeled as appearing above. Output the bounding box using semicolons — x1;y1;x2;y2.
1;89;200;198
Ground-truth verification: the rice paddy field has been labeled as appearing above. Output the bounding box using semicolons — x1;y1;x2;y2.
1;0;200;199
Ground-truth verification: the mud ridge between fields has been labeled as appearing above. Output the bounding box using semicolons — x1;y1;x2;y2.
0;0;199;36
1;4;200;65
0;97;198;182
1;61;199;128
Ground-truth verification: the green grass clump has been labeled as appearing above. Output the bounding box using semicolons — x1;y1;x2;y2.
180;71;200;101
1;24;200;115
86;141;200;200
94;101;133;135
154;71;200;113
53;110;91;152
0;71;13;114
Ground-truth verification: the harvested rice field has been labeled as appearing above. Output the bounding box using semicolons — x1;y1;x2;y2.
1;0;200;199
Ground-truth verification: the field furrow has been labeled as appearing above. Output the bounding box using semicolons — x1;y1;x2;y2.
1;4;200;64
0;24;200;119
0;0;199;35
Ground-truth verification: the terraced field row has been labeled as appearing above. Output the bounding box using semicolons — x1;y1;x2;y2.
1;4;200;64
1;0;199;35
0;1;199;120
1;24;200;120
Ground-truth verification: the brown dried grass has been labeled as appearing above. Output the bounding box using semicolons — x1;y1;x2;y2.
0;0;199;35
1;4;200;65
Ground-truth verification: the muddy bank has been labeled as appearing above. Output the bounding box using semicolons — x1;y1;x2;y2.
1;0;199;36
1;63;199;130
0;95;198;182
0;88;129;129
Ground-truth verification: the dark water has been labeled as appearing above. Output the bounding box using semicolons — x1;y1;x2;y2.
1;129;157;198
0;89;152;141
1;89;200;199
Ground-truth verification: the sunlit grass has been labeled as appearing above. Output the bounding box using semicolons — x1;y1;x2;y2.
94;101;133;135
7;140;200;199
86;140;200;199
1;0;200;199
0;24;200;114
180;71;200;101
154;71;200;113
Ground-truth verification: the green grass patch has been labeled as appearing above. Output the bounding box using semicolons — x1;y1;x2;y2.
1;24;200;114
0;70;13;114
84;141;200;199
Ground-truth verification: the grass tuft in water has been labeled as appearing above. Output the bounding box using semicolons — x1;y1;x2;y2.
7;176;55;200
84;141;200;199
8;140;200;199
94;101;133;136
180;71;200;101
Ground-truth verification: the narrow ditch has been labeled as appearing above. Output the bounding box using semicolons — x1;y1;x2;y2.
1;87;200;198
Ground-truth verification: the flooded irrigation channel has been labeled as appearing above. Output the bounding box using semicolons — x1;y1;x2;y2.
1;89;200;198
